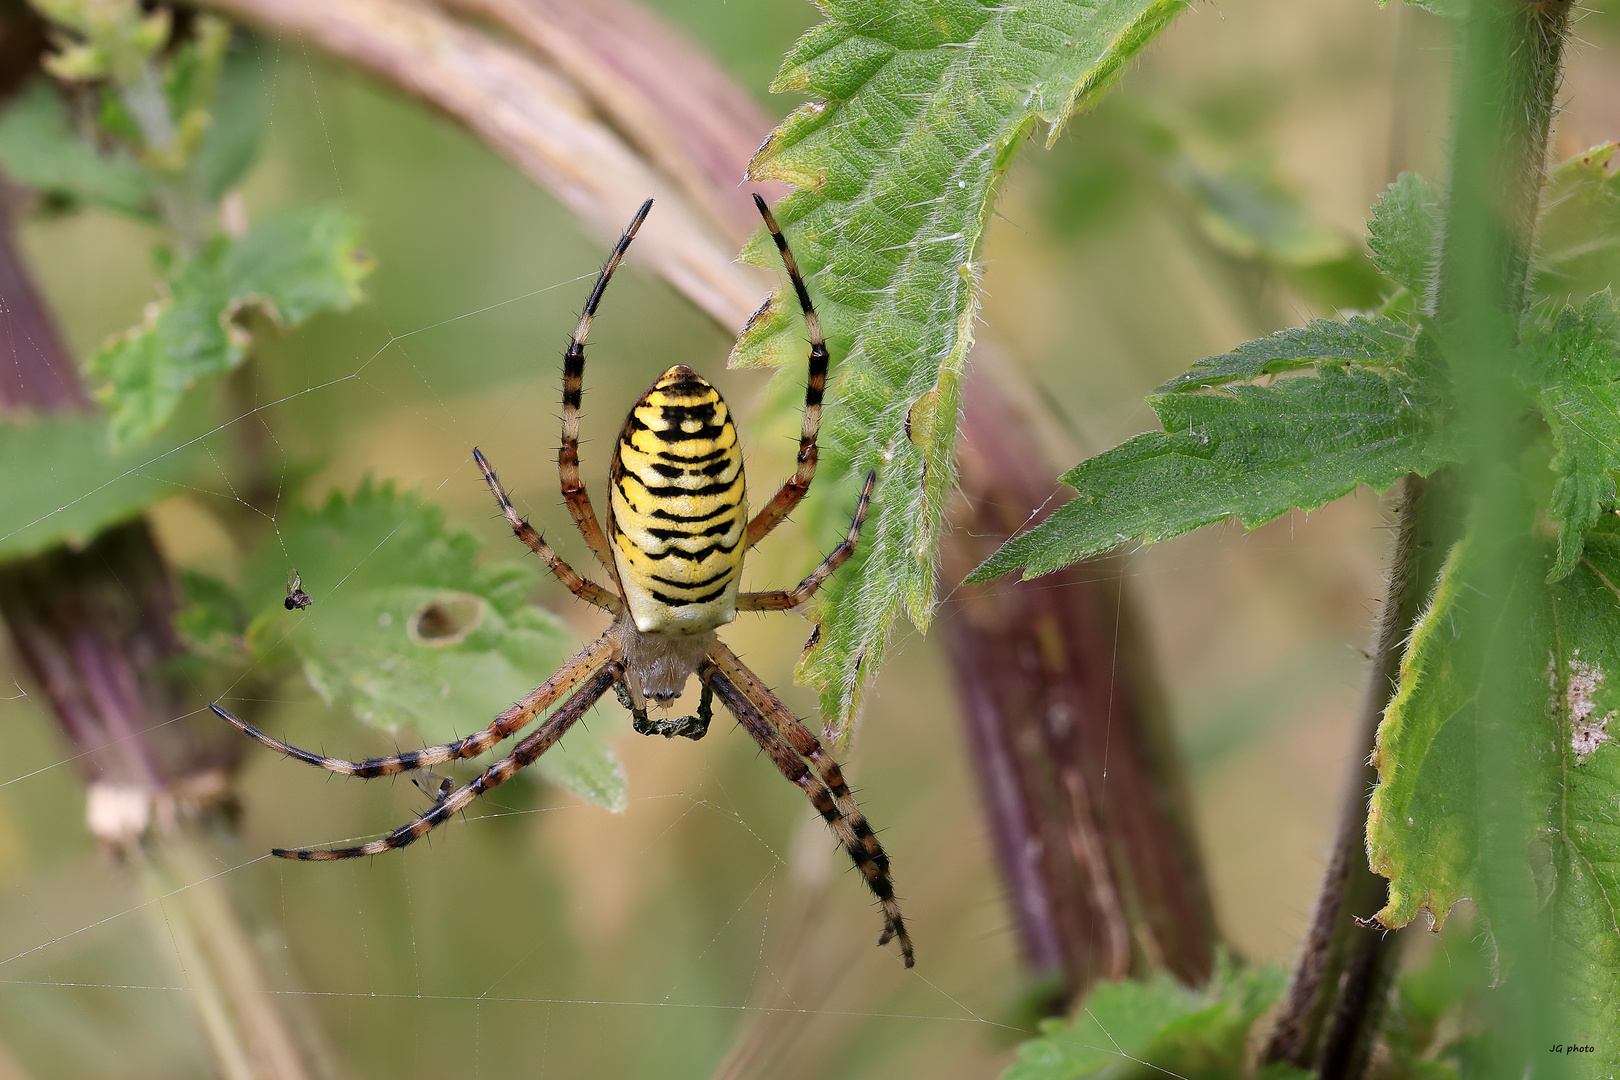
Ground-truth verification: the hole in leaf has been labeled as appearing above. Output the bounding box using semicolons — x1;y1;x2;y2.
407;592;485;647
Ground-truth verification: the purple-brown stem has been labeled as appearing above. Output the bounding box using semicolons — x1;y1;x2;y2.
1261;472;1456;1076
939;370;1217;1003
0;191;90;414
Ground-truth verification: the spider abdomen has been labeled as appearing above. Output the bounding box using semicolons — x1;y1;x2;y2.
608;366;746;636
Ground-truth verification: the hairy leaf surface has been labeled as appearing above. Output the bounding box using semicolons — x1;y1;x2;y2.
1523;291;1620;579
91;205;371;449
1156;314;1414;393
735;0;1186;744
968;368;1450;582
1367;171;1441;301
1535;142;1620;305
1547;533;1620;1072
1366;528;1620;1066
241;480;625;811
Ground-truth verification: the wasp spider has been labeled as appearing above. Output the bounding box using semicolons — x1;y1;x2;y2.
212;196;914;967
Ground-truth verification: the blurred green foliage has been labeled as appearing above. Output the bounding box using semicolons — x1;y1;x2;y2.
974;8;1620;1072
2;0;1615;1075
91;205;370;447
1002;961;1298;1080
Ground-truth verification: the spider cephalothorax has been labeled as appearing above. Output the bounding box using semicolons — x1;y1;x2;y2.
212;196;914;967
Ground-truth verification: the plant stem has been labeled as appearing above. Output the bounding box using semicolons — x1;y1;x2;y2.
940;363;1217;1005
1263;470;1458;1076
1266;0;1574;1073
0;165;342;1080
1433;0;1574;1072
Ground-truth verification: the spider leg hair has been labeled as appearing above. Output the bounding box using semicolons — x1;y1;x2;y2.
737;470;874;612
560;199;653;586
473;447;623;613
274;661;622;860
700;652;913;967
211;631;618;778
744;193;830;552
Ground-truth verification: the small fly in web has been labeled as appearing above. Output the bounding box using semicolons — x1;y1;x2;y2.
212;195;914;967
283;569;312;611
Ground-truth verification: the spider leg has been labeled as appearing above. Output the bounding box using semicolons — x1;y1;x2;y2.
700;655;913;967
274;662;621;860
737;471;873;612
743;193;831;552
560;199;652;586
473;447;623;614
211;631;618;777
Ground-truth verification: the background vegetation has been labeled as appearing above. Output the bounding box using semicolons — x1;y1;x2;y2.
0;0;1616;1076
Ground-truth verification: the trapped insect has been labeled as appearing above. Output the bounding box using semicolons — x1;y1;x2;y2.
284;569;311;610
212;196;913;967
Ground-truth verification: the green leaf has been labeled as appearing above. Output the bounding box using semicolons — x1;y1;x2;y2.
0;79;154;216
1156;315;1414;393
174;567;249;663
1368;172;1442;299
0;413;204;561
1364;526;1551;933
1382;922;1493;1067
193;41;266;201
1546;534;1620;1073
1535;142;1620;305
90;205;371;448
1002;975;1199;1080
1367;527;1620;1069
735;0;1187;744
1002;963;1290;1080
967;367;1452;582
1523;291;1620;580
242;480;625;810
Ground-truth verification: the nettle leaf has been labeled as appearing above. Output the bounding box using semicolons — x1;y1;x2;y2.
1157;314;1414;393
242;480;625;811
1367;172;1442;301
0;79;154;216
0;413;203;561
1524;291;1620;580
968;367;1451;582
1546;532;1620;1068
1003;963;1292;1080
174;568;249;664
1535;142;1620;305
734;0;1187;744
194;43;266;202
90;205;371;449
1366;528;1620;1062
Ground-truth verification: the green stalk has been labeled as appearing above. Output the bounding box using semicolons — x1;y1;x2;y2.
1267;1;1573;1073
1435;0;1574;1071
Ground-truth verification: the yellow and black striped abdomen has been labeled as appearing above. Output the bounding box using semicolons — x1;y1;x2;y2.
608;366;746;635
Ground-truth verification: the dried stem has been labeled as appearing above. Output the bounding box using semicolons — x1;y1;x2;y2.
939;363;1216;1004
0;191;90;413
194;0;765;329
0;150;340;1077
432;0;784;241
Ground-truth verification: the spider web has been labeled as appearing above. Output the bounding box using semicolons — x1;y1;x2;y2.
0;35;1048;1080
0;9;1407;1078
